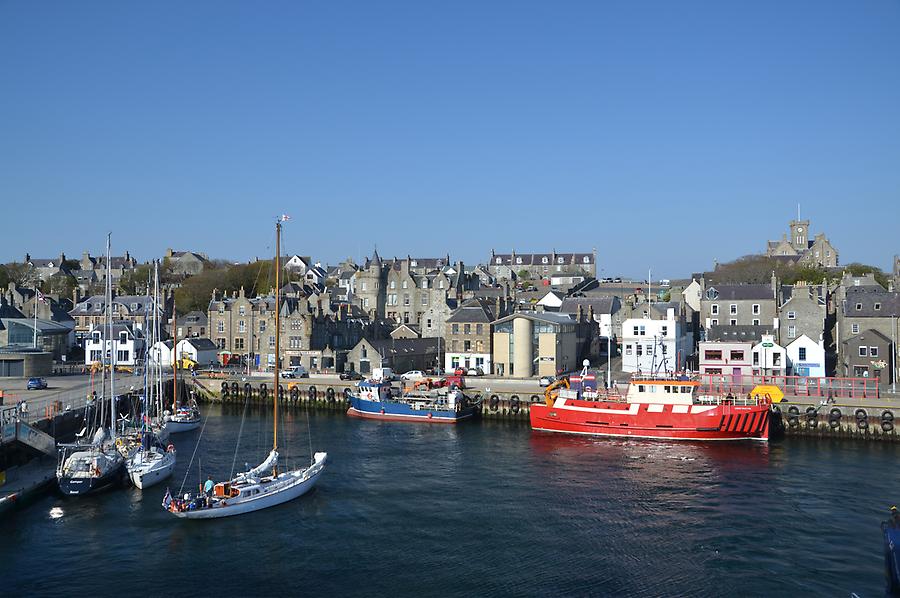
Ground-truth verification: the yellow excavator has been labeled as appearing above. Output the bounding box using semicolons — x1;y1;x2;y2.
544;377;570;407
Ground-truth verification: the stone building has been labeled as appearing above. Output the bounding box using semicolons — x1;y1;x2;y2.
777;282;826;347
69;294;161;344
444;298;504;374
164;249;210;277
207;287;370;372
840;329;894;387
491;312;594;378
344;337;442;376
487;249;596;281
765;218;839;267
700;281;778;330
835;287;899;381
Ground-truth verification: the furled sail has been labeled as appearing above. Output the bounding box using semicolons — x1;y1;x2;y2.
240;450;278;479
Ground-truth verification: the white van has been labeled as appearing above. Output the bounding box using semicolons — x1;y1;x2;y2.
372;367;395;382
281;365;309;379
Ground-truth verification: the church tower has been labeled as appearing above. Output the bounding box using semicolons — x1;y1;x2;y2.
789;219;809;252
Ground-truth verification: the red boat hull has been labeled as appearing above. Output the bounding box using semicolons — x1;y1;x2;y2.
530;400;770;441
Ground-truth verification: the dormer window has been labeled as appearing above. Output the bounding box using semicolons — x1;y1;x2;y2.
402;280;407;289
119;332;127;343
131;302;138;310
239;306;246;316
422;280;428;289
542;257;548;264
706;288;719;300
515;257;522;264
875;303;881;311
410;260;417;267
558;257;564;264
495;257;502;264
856;303;862;311
390;281;396;289
583;256;589;263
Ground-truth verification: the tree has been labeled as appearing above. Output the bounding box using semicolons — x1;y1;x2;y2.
517;269;532;281
0;264;8;288
842;263;890;288
118;264;153;295
2;262;38;287
47;273;77;298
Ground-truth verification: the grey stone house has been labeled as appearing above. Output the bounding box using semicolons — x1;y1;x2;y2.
765;218;839;267
778;283;826;346
344;337;441;375
488;249;596;281
836;287;900;379
700;282;777;330
841;329;894;387
164;249;210;277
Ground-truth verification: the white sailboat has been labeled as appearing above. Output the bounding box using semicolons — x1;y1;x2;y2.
164;311;201;433
124;261;176;490
164;216;326;518
57;234;125;495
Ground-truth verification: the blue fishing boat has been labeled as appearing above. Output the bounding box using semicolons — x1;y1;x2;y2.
347;380;480;423
884;510;900;594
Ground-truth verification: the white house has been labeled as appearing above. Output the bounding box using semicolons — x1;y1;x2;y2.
177;338;218;367
149;340;174;367
84;323;146;367
785;335;826;378
622;308;691;374
750;334;787;376
537;291;564;311
284;255;311;276
304;263;327;286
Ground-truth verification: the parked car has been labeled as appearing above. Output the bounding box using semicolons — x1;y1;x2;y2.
340;371;363;381
372;367;396;382
539;375;556;387
453;367;466;376
401;370;425;381
466;367;483;376
26;377;48;390
281;365;309;379
425;367;445;376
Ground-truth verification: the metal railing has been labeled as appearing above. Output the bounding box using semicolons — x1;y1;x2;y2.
698;373;881;400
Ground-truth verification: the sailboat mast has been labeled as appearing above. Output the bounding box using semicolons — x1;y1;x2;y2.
273;220;281;454
172;310;178;413
107;234;116;440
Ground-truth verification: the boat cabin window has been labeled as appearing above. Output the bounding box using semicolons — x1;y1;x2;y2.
681;387;692;393
638;385;645;392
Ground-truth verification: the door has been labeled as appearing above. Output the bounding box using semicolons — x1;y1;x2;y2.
732;367;742;384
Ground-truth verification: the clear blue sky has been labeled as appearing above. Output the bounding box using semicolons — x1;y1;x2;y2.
2;1;898;278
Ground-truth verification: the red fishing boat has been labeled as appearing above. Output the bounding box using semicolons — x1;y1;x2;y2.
530;370;771;441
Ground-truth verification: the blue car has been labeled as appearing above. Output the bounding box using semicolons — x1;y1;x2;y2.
26;377;47;390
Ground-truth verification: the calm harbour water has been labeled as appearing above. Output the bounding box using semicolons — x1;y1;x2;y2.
2;404;897;597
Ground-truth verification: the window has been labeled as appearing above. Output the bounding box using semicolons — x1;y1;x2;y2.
119;331;127;343
217;338;226;349
859;346;868;357
798;347;807;361
711;304;719;315
711;319;718;326
426;319;432;329
363;298;369;309
753;352;759;366
403;294;410;306
773;353;781;366
871;346;879;357
730;319;737;326
464;324;471;334
516;257;522;264
495;257;502;264
542;256;548;264
787;311;796;320
625;344;633;356
238;320;246;333
851;323;859;334
239;306;246;316
636;345;643;356
117;350;129;362
704;350;723;361
464;340;471;351
269;336;275;348
706;288;719;300
259;320;266;332
390;281;396;289
438;280;444;289
633;325;639;336
752;319;760;326
856;303;862;311
558;257;564;264
218;304;224;314
421;294;428;306
452;324;459;334
730;350;744;361
752;304;760;315
730;304;737;315
361;282;367;291
875;303;881;311
422;280;428;289
476;324;483;335
788;325;796;338
234;337;245;350
583;256;589;263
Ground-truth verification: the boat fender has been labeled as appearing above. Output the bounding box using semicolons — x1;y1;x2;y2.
489;395;499;411
326;387;336;403
259;383;268;401
787;405;800;419
855;408;868;421
455;402;461;414
380;409;385;415
428;413;433;419
530;395;540;403
278;385;286;403
309;386;317;402
244;382;252;399
829;407;841;422
805;406;818;428
231;382;240;398
290;385;300;402
510;396;521;415
167;444;175;453
343;387;352;401
883;411;894;433
221;381;230;397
